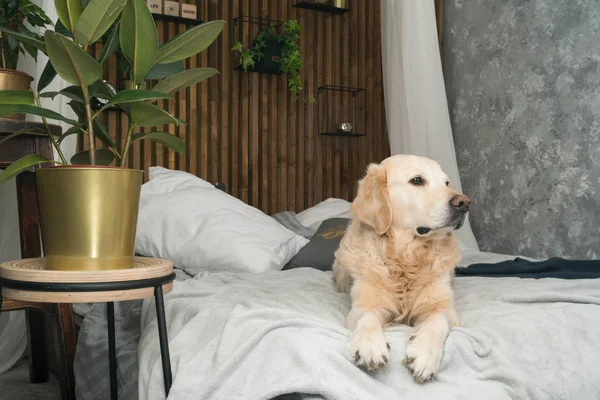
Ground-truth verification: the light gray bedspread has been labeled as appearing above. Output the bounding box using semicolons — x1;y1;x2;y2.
74;247;600;400
134;267;600;400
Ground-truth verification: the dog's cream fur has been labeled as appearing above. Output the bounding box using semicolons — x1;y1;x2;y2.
333;154;470;382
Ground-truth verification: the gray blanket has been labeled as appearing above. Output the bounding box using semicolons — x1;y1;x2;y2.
136;267;600;400
74;247;600;400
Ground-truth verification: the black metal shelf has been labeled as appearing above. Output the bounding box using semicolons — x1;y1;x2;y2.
232;16;284;75
292;1;350;15
318;85;366;139
152;13;203;26
319;132;365;137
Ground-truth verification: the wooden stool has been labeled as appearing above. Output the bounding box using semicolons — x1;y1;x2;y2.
0;257;175;400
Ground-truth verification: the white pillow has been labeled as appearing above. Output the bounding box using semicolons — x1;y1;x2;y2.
296;198;353;231
135;167;308;275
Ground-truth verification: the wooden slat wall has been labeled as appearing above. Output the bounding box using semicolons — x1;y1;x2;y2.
87;0;390;214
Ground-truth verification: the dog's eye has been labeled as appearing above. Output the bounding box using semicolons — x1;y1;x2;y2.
410;177;424;186
446;181;450;187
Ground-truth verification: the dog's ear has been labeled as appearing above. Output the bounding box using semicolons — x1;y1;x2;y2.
351;163;392;235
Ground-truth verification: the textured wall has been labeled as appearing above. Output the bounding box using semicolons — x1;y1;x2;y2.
444;0;600;259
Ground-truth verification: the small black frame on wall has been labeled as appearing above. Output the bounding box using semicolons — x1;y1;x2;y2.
318;85;366;137
232;16;284;75
292;0;350;15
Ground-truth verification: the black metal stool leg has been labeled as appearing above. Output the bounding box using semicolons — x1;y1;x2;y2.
107;302;118;400
154;285;172;397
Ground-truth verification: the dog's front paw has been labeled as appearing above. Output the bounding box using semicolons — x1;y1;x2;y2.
403;333;443;383
349;326;390;370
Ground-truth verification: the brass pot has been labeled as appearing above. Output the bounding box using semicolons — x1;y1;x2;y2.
36;166;144;271
0;69;33;120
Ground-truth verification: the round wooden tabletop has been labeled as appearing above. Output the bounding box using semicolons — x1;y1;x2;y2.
0;257;174;303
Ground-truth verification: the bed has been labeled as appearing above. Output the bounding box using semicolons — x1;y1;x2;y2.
73;167;600;400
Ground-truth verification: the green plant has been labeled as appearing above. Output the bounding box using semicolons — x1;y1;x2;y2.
0;0;224;184
231;19;314;103
0;0;52;70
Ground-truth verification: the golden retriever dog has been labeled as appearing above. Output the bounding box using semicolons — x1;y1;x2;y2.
332;154;470;383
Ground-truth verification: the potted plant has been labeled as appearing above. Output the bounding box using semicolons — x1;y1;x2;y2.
232;19;314;102
0;0;51;118
0;0;224;271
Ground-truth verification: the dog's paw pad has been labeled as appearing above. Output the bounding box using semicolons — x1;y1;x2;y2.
404;334;442;383
350;329;390;371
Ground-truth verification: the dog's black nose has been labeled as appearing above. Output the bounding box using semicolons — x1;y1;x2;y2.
450;195;471;213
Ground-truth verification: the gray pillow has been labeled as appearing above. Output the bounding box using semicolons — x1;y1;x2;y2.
283;218;351;271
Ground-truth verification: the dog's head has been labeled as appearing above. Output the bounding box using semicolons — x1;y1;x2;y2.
351;155;470;237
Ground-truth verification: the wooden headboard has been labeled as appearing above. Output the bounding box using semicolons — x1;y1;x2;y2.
87;0;409;215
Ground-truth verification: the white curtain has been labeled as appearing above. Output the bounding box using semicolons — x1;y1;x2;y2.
380;0;479;250
0;1;75;375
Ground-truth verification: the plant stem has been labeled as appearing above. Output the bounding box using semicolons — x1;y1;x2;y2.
119;81;138;168
35;94;68;165
120;123;135;168
81;84;96;165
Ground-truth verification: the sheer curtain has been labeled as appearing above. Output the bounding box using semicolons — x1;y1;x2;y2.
380;0;479;250
0;1;75;375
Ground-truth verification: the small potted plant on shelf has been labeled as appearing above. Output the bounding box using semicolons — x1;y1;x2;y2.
232;19;314;103
0;0;52;118
0;0;224;271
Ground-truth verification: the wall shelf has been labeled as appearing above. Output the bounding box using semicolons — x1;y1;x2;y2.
152;13;203;26
232;16;284;74
318;132;365;137
318;85;366;138
292;0;350;15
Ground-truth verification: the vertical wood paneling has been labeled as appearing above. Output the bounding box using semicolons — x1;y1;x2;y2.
89;0;391;214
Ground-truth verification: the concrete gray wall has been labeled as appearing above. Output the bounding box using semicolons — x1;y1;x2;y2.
444;0;600;259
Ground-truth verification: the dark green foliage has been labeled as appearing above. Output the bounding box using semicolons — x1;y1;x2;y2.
232;19;314;103
0;0;51;69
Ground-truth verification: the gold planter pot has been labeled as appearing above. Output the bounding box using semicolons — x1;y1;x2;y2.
0;69;33;120
36;166;144;271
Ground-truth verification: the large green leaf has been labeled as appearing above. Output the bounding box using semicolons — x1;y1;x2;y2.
0;90;35;105
89;80;116;101
56;126;83;144
0;27;46;54
104;90;173;107
40;85;85;102
54;19;73;38
55;0;83;34
43;83;113;103
44;31;102;86
37;60;57;92
97;23;120;64
67;100;86;121
130;102;180;127
131;131;185;154
67;100;117;148
75;0;127;47
93;118;117;148
152;68;218;94
145;61;184;80
70;148;115;166
0;104;80;125
119;0;158;84
0;154;53;185
155;20;225;64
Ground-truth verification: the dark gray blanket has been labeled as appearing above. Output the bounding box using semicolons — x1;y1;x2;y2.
456;257;600;279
